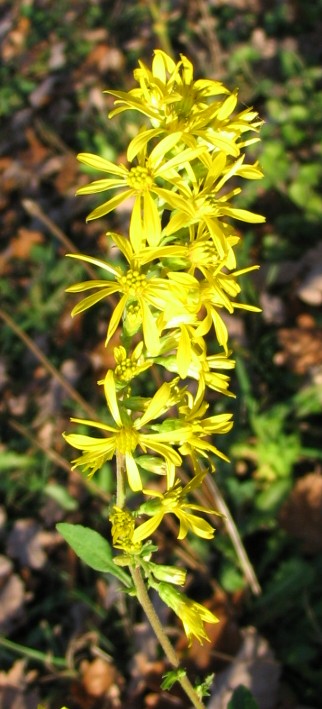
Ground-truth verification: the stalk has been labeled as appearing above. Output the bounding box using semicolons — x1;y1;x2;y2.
130;566;206;709
116;450;126;509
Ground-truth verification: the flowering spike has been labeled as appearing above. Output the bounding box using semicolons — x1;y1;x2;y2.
63;50;264;696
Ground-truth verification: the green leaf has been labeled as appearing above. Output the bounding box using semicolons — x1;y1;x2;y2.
195;673;215;699
57;523;112;570
0;451;35;471
44;484;78;511
161;668;187;691
56;523;131;587
228;685;259;709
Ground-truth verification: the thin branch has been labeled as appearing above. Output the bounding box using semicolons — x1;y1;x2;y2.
22;198;118;306
8;419;111;503
22;199;94;274
131;566;205;709
178;467;261;596
0;308;98;421
204;475;262;596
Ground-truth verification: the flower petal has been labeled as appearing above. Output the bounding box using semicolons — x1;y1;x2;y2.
132;512;163;542
125;453;143;491
104;370;122;427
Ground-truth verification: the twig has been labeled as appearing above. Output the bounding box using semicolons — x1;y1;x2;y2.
8;419;111;503
22;198;117;306
131;566;206;709
0;308;98;421
204;475;262;596
22;199;95;274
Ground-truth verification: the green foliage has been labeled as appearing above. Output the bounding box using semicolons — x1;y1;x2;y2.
56;523;131;586
161;668;187;691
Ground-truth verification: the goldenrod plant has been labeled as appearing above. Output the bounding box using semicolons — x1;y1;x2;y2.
58;50;264;708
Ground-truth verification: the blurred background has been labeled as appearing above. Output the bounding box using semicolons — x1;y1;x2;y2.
1;1;322;708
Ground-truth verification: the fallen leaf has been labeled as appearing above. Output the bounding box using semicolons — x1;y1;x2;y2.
0;660;40;709
6;519;47;569
22;127;49;164
297;262;322;305
0;554;12;587
11;228;43;260
275;324;322;375
279;473;322;553
80;657;117;698
0;563;25;632
208;627;280;709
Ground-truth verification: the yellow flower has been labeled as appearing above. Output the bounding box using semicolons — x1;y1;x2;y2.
157;581;219;645
77;138;204;245
193;266;261;353
177;394;234;470
133;473;216;543
157;327;235;393
109;505;142;553
111;342;152;385
164;261;261;354
63;373;189;491
160;172;265;255
106;50;262;160
185;227;240;273
66;233;184;356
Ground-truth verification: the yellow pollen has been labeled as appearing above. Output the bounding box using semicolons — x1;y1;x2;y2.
119;269;147;295
127;166;153;191
127;303;140;314
115;357;138;382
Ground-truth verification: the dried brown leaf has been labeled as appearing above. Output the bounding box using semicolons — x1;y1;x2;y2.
80;657;118;698
208;626;280;709
0;566;25;632
6;519;47;570
279;473;322;553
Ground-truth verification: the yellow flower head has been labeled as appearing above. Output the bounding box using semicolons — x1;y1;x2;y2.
106;50;262;160
133;473;216;543
66;233;187;356
63;374;188;491
113;342;152;384
157;581;219;645
109;505;142;553
76;138;204;237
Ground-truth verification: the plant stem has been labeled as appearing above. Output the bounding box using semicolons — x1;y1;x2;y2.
116;451;126;508
130;566;206;709
146;0;174;59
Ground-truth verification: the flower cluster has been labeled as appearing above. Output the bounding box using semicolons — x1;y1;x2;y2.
64;50;264;645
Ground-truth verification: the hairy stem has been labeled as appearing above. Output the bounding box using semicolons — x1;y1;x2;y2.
130;566;206;709
116;451;126;509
